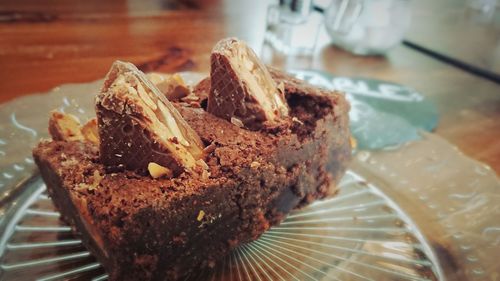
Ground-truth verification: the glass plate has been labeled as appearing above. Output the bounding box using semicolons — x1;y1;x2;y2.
0;74;499;281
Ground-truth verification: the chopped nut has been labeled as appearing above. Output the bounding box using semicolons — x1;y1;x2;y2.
250;161;260;168
182;94;200;101
75;170;102;191
148;162;173;178
61;157;79;167
49;111;99;144
203;142;216;155
350;136;357;150
196;159;209;170
201;169;210;180
292;117;304;125
187;101;202;108
147;73;190;100
230;117;244;128
48;111;84;141
81;118;99;144
197;210;205;221
90;170;102;190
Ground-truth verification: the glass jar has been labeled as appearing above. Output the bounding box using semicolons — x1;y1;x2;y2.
265;0;322;55
324;0;412;55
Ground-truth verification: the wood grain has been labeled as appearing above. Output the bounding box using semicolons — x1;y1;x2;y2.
0;0;499;174
406;0;500;75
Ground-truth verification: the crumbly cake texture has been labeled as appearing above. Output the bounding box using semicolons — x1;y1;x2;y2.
33;69;351;280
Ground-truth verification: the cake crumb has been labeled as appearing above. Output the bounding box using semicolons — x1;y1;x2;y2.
183;94;200;101
81;118;99;144
230;117;244;128
203;142;216;155
61;157;79;167
178;102;191;107
350;136;357;149
201;169;211;180
292;117;303;125
188;101;201;108
75;170;102;191
197;210;205;221
250;161;260;168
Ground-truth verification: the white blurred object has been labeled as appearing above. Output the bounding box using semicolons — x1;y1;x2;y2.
466;0;499;24
265;0;322;55
325;0;412;55
467;0;498;13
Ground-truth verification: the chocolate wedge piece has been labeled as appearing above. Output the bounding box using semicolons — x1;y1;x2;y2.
208;38;289;129
96;61;205;176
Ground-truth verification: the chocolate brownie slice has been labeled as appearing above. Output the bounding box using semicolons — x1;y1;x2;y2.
33;41;350;281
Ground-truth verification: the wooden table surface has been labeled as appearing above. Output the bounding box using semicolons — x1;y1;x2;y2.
0;0;499;174
406;0;500;76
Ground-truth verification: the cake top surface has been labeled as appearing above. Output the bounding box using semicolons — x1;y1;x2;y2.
40;37;348;194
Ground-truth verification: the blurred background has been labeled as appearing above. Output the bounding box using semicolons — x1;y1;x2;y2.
0;0;499;171
1;3;499;281
1;0;499;97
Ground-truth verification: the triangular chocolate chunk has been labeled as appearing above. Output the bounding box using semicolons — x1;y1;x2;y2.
208;38;289;129
96;61;204;176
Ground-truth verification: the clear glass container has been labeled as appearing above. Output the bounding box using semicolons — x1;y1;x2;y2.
324;0;412;55
265;0;322;55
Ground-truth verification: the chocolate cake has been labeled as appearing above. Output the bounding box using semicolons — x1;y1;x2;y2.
33;38;351;280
